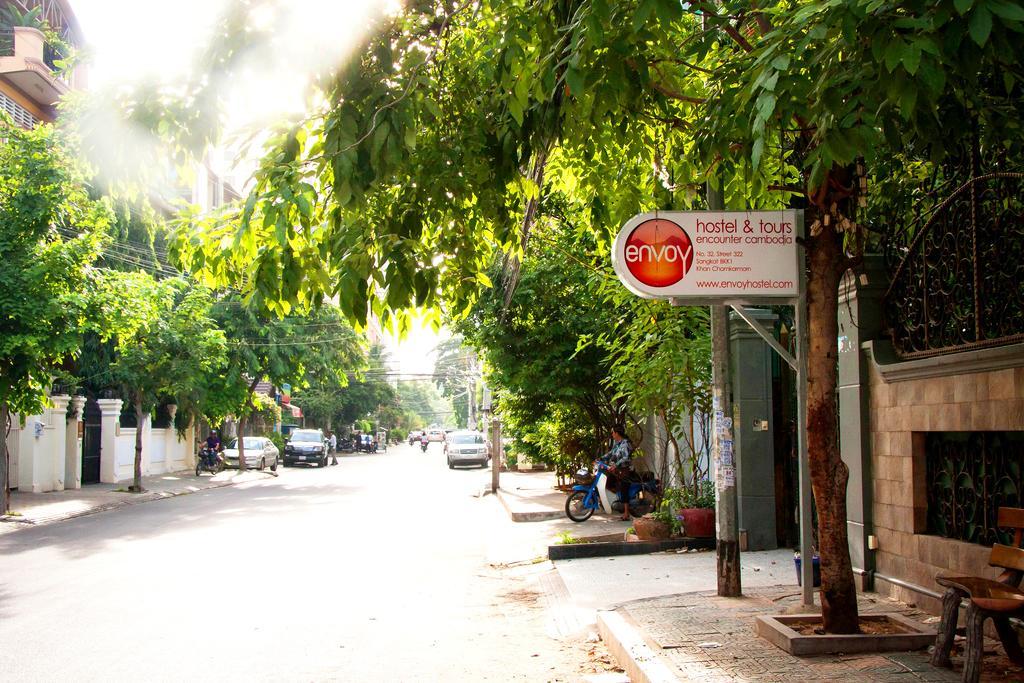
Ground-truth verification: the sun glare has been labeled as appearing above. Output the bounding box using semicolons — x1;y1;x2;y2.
71;0;397;187
74;0;393;125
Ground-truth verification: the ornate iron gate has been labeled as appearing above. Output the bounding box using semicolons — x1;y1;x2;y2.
81;399;101;485
883;160;1024;358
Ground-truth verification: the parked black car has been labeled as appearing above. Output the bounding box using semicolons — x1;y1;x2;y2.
283;428;328;467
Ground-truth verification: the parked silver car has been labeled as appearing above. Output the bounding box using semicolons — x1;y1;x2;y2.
222;436;280;471
445;430;489;469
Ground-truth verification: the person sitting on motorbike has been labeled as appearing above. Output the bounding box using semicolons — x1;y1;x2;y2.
599;424;634;520
203;431;222;466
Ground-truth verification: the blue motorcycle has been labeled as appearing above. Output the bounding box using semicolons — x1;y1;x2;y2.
565;461;660;522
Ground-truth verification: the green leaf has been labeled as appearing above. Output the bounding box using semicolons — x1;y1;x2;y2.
954;0;975;15
883;40;903;73
633;0;655;31
901;44;922;75
990;0;1024;21
508;98;524;126
565;67;585;96
968;7;993;45
751;136;765;170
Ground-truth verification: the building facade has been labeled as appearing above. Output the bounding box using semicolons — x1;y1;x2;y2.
0;0;84;127
839;169;1024;613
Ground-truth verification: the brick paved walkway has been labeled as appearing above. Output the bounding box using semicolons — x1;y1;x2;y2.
616;587;1024;682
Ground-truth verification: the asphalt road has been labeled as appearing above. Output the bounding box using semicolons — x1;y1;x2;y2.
0;443;602;682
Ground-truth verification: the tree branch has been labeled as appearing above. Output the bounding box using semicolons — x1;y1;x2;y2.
690;2;754;53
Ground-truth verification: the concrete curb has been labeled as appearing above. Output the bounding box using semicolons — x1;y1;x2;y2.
549;536;715;560
495;488;565;522
597;609;679;683
0;471;274;534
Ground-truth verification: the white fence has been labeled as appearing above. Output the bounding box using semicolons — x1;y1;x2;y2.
6;397;195;492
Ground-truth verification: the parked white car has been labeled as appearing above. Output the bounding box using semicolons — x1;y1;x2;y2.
446;430;489;469
222;436;280;471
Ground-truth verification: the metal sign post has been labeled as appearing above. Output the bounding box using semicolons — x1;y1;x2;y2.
611;209;814;608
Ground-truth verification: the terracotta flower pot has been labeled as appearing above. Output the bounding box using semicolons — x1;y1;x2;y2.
678;508;715;538
634;515;672;541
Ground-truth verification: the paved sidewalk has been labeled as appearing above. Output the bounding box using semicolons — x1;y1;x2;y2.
496;468;570;521
598;588;974;683
0;469;275;533
549;547;1024;682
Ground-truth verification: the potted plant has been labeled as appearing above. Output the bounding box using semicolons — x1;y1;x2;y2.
635;487;683;540
677;479;716;538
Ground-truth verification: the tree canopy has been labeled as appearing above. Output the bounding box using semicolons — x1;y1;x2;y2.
0;114;113;511
91;0;1024;633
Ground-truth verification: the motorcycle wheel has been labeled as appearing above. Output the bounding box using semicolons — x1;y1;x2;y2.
195;460;201;477
565;491;594;522
215;459;224;474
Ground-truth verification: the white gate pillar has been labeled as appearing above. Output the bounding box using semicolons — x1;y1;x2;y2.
47;395;71;491
97;398;123;484
66;396;86;489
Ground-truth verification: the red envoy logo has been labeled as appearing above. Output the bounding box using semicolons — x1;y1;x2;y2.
623;218;694;288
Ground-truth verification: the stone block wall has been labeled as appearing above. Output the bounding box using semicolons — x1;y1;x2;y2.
867;360;1024;611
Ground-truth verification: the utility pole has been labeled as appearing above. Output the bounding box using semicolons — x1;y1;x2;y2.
490;415;501;494
466;355;476;430
709;183;741;597
483;386;500;493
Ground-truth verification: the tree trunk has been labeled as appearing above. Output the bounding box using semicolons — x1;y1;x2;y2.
237;414;247;472
0;401;9;514
806;221;859;633
133;398;145;493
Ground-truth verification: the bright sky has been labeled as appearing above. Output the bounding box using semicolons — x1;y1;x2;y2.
72;0;395;128
382;315;451;378
71;0;448;376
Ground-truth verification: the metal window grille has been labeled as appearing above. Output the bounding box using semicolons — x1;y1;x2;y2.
926;431;1024;546
0;90;38;128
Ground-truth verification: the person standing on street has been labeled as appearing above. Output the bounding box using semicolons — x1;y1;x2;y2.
329;432;338;465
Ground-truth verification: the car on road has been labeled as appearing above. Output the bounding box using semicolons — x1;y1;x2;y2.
408;430;424;445
283;428;329;467
445;430;489;469
222;436;280;471
427;428;444;442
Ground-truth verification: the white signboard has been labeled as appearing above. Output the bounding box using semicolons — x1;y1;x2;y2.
612;211;801;302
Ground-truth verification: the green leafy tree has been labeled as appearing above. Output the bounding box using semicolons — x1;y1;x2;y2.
211;298;362;468
115;0;1024;632
396;380;450;430
102;274;227;492
456;224;626;476
595;288;712;493
0;116;111;512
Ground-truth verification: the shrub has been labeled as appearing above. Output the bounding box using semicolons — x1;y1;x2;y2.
680;479;715;509
266;431;285;452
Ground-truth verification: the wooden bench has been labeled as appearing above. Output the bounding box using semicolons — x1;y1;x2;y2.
932;507;1024;682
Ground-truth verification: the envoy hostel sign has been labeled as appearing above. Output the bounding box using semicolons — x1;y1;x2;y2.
611;211;801;302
